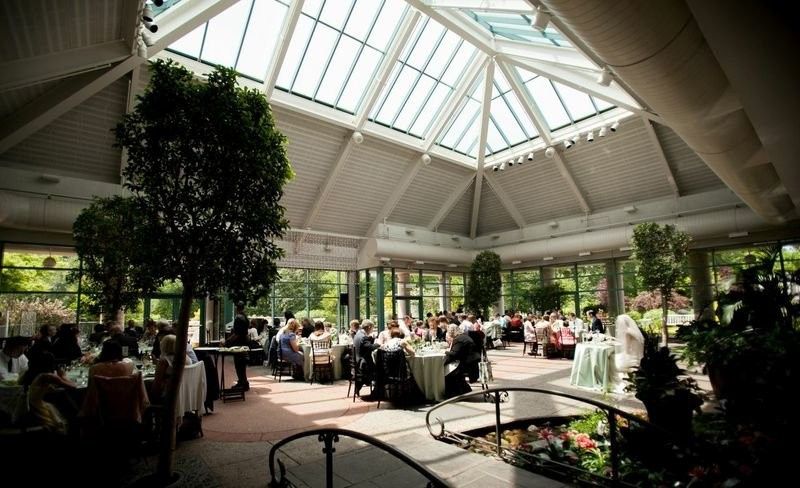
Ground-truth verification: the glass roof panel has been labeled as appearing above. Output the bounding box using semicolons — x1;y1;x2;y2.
292;23;339;97
524;75;570;129
315;35;360;104
486;119;508;153
465;11;570;46
199;0;252;67
302;0;323;17
236;0;288;79
338;46;382;112
491;97;526;146
409;83;450;137
319;0;353;30
553;82;596;121
593;96;614;111
169;23;204;59
394;76;435;131
275;14;314;88
368;0;408;51
344;0;382;40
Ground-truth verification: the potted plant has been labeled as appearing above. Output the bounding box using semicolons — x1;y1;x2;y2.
625;333;703;441
465;251;502;319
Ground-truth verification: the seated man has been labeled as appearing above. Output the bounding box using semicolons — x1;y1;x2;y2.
353;320;379;380
444;325;481;398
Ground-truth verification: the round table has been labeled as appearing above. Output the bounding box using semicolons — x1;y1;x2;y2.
409;353;446;402
301;343;349;382
569;342;619;392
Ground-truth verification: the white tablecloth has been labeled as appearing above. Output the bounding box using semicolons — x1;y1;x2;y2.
569;342;619;392
302;344;349;381
409;353;446;402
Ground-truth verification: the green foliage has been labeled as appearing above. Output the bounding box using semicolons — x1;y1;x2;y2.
625;310;642;322
69;196;159;319
530;283;563;313
115;59;292;303
567;410;606;435
465;251;502;317
631;222;690;344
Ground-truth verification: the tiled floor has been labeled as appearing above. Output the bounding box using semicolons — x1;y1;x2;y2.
130;343;710;487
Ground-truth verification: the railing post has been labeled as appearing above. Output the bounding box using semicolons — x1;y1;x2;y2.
607;411;619;483
319;432;339;488
494;391;502;456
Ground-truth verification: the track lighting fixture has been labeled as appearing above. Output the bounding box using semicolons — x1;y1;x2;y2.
507;159;514;167
151;0;164;6
526;152;534;161
531;6;550;31
499;162;506;171
563;140;572;150
586;131;594;142
516;156;524;165
610;121;620;132
492;164;499;172
596;67;613;87
143;6;155;22
545;147;555;158
598;126;607;138
420;153;431;165
351;131;364;144
569;135;579;146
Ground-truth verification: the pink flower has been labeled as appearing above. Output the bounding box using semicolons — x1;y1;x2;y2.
574;433;596;450
537;427;555;440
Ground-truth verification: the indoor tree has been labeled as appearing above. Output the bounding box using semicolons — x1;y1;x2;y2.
115;60;292;484
466;250;502;318
631;222;690;346
69;196;157;325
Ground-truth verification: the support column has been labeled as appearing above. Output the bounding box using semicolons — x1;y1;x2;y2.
542;267;555;285
396;271;409;319
376;267;385;331
439;272;448;313
604;260;622;317
689;251;714;316
347;271;358;321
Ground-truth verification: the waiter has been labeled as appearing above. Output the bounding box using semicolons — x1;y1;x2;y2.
227;301;250;391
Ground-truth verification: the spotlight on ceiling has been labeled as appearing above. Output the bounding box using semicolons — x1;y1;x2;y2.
624;205;637;213
143;19;158;32
570;135;579;146
420;153;431;165
531;6;550;31
526;152;534;161
379;257;391;262
511;260;522;265
351;131;364;144
543;256;554;261
516;156;524;165
596;67;613;87
548;220;559;228
610;121;620;132
492;164;499;172
142;6;155;22
499;162;506;171
563;140;573;150
728;231;749;238
579;251;592;257
507;159;514;167
586;131;594;142
598;126;608;138
152;0;165;6
545;147;555;158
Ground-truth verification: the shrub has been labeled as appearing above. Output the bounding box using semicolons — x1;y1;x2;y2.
630;291;690;313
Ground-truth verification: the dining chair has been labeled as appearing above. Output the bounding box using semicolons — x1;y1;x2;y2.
309;338;333;385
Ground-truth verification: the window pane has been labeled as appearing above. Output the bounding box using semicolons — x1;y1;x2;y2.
441;43;476;86
319;0;353;30
375;65;417;124
200;0;252;67
276;15;314;89
1;269;77;292
424;32;460;79
554;82;596;120
236;0;287;80
491;96;526;145
486;119;507;152
440;98;479;148
406;21;445;71
338;46;381;112
409;83;450;136
367;0;407;51
525;76;570;129
316;35;361;104
292;23;339;97
344;0;381;40
170;24;205;58
394;75;435;131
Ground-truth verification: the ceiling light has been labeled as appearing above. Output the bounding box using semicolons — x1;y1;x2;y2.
447;264;458;268
598;126;608;138
42;256;56;268
570;135;579;146
545;147;555;158
38;174;60;184
142;6;155;22
586;131;594;142
420;153;431;165
152;0;164;6
578;251;591;257
351;131;364;144
379;257;391;262
415;260;425;265
563;140;573;150
492;164;499;172
526;152;534;161
511;260;522;265
596;67;613;86
499;162;506;171
543;256;554;261
531;7;550;31
610;121;620;132
619;246;632;252
728;231;749;238
548;221;558;228
624;205;637;213
507;159;514;167
516;156;524;165
142;19;158;32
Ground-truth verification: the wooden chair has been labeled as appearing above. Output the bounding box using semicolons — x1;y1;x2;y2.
272;342;293;383
346;354;372;402
558;328;577;360
522;339;538;356
374;349;414;409
309;338;333;385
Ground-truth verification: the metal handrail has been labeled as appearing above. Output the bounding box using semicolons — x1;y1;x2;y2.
425;387;686;486
267;428;447;488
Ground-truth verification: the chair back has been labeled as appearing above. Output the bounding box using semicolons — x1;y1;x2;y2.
177;361;206;416
83;372;148;424
467;330;486;357
535;326;550;344
559;327;576;346
310;338;332;365
376;349;408;383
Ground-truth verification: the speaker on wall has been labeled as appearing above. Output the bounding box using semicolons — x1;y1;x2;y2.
339;292;349;306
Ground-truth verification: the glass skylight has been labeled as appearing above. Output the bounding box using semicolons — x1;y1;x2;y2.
369;17;478;137
465;11;570;46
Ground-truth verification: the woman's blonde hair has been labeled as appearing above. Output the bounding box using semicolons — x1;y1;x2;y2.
160;334;177;356
286;319;300;333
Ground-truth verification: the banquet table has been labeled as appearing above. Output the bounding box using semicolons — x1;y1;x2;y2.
301;343;349;382
569;342;619;392
371;347;447;402
195;346;251;401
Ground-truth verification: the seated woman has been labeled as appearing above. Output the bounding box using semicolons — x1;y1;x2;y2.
376;320;401;346
89;341;135;379
150;334;191;402
279;320;304;370
52;323;82;363
380;328;415;356
23;352;77;434
309;321;330;342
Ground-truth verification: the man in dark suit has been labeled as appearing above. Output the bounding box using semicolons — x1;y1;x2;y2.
444;325;481;398
227;302;250;390
107;325;139;358
588;310;605;333
353;320;378;376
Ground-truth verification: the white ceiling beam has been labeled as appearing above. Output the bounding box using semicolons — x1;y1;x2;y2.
422;0;532;13
263;0;304;100
429;173;476;230
553;151;590;213
642;118;681;197
495;38;596;69
355;9;421;129
366;156;426;237
423;54;488;152
470;59;495;238
0;40;131;93
501;54;664;124
148;0;241;54
0;56;142;155
497;59;552;144
483;172;527;228
301;135;357;231
406;0;494;55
